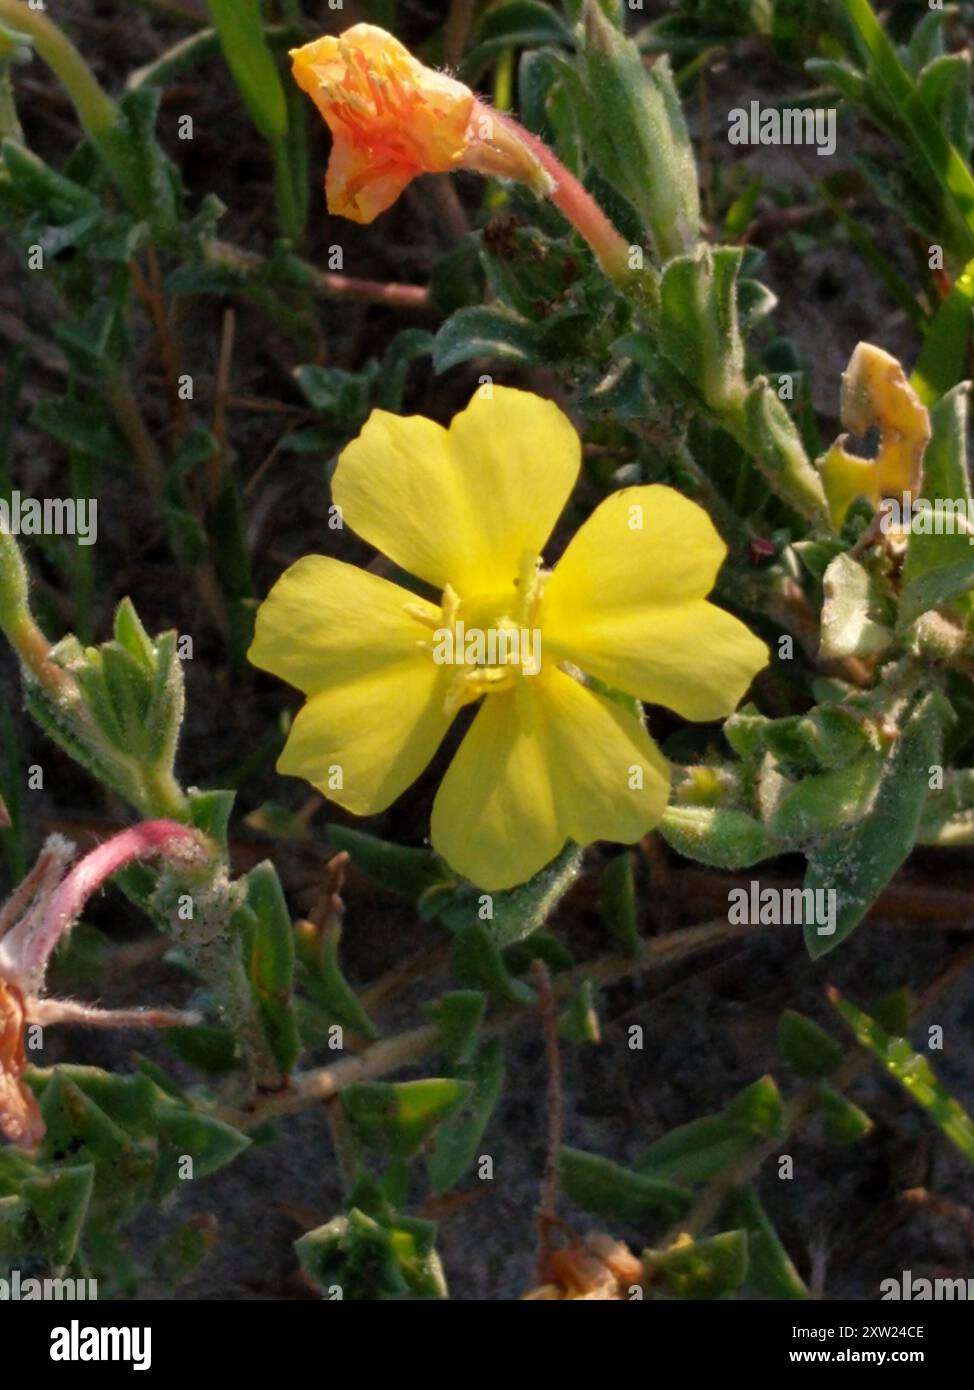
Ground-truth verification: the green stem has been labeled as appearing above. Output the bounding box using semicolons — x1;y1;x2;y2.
271;135;303;242
0;61;22;143
104;376;167;500
0;0;117;137
140;765;189;822
0;0;159;217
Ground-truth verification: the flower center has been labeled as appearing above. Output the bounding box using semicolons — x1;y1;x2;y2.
319;42;427;152
407;555;547;716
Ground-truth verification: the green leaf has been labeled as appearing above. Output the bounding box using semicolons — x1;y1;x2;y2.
112;597;154;669
770;753;884;842
32;1066;159;1134
35;1074;155;1202
430;843;582;947
600;851;640;955
375;329;435;413
904;9;949;75
900;389;974;623
502;929;574;976
153;1107;250;1191
462;1;573;81
740;376;832;526
725;1074;787;1138
637;1120;750;1186
294;362;376;421
21;1165;94;1266
558;978;601;1043
187;788;235;846
842;0;974;261
639;1077;785;1185
579;5;699;261
644;1230;748;1299
899;555;974;628
758;704;872;777
450;922;535;1005
659;247;745;411
423;992;486;1069
777;1009;845;1080
559;1148;693;1228
96;87;180;232
433;307;541;374
207;0;288;142
911;257;974;406
873;987;913;1036
804;692;952;957
820;553;893;660
719;1187;809;1299
243;861;301;1074
818;1081;873;1145
659;804;779;869
0;1196;30;1262
427;1040;505;1194
296;1208;447;1300
165;1025;241;1075
0;138;99;215
299;915;379;1044
342;1079;470;1160
30;396;127;462
327;824;449;900
829;989;974;1165
915;54;972;161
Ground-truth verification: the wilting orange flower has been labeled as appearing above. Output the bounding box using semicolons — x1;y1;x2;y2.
522;1233;645;1300
291;24;549;223
0;824;202;1148
0;979;40;1147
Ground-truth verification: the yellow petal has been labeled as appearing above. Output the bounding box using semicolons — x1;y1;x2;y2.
249;554;439;694
333;387;581;595
543;486;768;720
431;686;559;891
820;440;881;530
430;668;670;890
249;556;452;814
823;342;932;523
278;660;451;815
323;136;416;224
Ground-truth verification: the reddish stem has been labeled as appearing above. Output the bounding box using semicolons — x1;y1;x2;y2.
491;110;632;282
7;821;205;992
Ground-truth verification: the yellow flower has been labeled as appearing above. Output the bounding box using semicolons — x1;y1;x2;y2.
249;388;768;891
291;24;548;224
820;343;931;529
